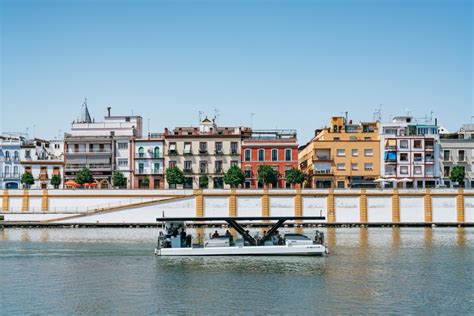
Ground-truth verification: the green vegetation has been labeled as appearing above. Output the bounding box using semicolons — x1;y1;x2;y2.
450;166;466;187
75;168;94;185
166;167;185;187
199;175;209;188
50;174;61;189
223;165;245;188
285;168;305;186
112;171;127;188
20;172;35;188
257;165;279;188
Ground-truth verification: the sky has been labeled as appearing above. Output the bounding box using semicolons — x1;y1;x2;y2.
1;0;472;144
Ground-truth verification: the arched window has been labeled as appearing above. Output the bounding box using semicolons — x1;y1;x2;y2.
258;149;265;161
4;166;10;175
154;147;160;158
271;149;278;161
285;149;292;161
14;151;19;160
138;147;144;158
5;151;10;159
245;149;251;162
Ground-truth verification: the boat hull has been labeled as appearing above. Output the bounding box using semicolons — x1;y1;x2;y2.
155;244;327;256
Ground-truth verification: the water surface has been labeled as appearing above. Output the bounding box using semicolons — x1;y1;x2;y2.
1;227;473;314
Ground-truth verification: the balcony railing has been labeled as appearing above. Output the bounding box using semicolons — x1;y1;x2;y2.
199;149;208;154
314;169;333;174
231;150;239;155
313;155;333;161
215;150;224;155
199;168;207;174
168;150;178;155
183;168;193;174
0;172;21;178
215;168;223;174
183;150;193;155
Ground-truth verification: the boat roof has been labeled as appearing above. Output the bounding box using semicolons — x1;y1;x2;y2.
156;216;325;222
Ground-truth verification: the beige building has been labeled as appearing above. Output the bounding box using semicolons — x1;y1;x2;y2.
164;118;248;189
299;116;380;188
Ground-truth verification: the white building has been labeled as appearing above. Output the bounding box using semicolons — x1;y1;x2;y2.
20;139;64;189
379;116;441;188
64;101;142;188
0;134;22;189
133;133;165;189
439;124;474;188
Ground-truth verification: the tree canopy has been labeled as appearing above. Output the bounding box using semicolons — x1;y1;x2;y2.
285;168;305;185
21;172;35;188
50;174;61;188
257;165;279;187
223;165;245;188
450;166;466;187
112;171;127;188
199;175;209;188
166;167;185;185
75;168;94;185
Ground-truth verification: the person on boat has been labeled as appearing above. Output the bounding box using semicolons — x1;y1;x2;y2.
225;230;233;243
180;228;186;246
185;234;192;247
212;230;220;238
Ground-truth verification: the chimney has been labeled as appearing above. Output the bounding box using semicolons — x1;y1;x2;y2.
435;118;438;126
107;107;111;117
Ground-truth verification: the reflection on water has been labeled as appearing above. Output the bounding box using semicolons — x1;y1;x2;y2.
0;227;473;314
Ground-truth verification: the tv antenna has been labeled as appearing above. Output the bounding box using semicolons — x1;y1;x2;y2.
373;104;382;121
250;113;255;128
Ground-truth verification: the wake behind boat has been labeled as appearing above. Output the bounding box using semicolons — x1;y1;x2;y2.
154;216;329;256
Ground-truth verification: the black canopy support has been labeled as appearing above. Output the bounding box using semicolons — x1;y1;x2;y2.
258;219;286;245
224;219;256;246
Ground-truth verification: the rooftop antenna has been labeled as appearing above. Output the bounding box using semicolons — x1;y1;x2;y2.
214;109;220;124
250;113;255;129
405;108;410;116
199;110;203;123
373;104;382;121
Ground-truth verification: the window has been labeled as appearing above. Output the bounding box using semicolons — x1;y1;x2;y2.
215;161;223;173
184;177;193;189
414;166;422;175
414;140;422;149
400;153;408;162
200;161;207;173
258;149;265;161
336;163;345;170
459;150;465;161
137;147;145;158
364;163;373;171
138;163;144;174
213;177;224;189
443;150;450;161
118;158;128;167
118;142;128;150
400;140;409;149
184;161;192;171
153;163;161;174
336;149;345;157
4;166;10;175
364;149;373;156
5;151;10;160
245;149;251;161
444;166;450;177
271;149;278;161
215;142;223;154
400;166;409;175
231;160;238;167
25;150;31;158
350;149;358;157
199;142;207;153
231;142;238;154
364;137;371;141
285;149;292;161
169;160;176;168
334;137;340;141
351;163;358;171
14;166;19;175
153;147;161;158
337;181;345;188
14;151;19;160
169;143;177;153
414;153;423;162
184;143;192;154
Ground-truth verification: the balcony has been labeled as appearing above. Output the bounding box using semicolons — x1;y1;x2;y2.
152;169;164;174
313;155;333;162
199;168;207;174
39;173;48;181
183;168;193;174
89;164;112;171
215;168;224;174
168;150;178;156
215;150;224;156
0;172;20;179
313;169;333;175
230;150;240;156
198;149;208;155
183;150;193;156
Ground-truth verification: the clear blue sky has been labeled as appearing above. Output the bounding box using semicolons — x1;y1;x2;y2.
1;0;472;143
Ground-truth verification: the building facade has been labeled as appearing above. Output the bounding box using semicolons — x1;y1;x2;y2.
0;135;22;189
241;130;299;188
439;124;474;188
379;116;440;188
299;117;380;189
164;118;246;189
133;133;165;189
64;102;142;188
20;139;64;189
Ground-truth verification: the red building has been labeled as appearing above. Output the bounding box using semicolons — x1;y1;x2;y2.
241;130;299;188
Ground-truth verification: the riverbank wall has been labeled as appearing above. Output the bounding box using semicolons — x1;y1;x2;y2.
1;188;473;225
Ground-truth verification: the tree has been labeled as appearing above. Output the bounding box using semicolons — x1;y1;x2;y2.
141;177;150;188
21;172;35;188
285;168;305;187
223;165;245;188
166;166;185;188
199;175;209;189
50;174;61;189
450;166;466;187
257;165;279;188
112;171;127;188
75;168;94;185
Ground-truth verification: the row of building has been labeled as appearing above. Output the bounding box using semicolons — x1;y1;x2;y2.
1;101;473;189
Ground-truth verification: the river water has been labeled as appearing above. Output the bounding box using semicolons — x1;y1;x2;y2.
1;227;473;315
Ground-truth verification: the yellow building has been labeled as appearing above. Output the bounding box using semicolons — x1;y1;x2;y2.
299;117;380;188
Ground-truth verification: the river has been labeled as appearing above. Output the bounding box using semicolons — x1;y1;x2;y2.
1;227;473;314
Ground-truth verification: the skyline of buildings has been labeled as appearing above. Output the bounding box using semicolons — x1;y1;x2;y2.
0;101;473;190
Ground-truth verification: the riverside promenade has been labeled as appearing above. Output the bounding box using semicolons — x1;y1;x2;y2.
1;188;473;226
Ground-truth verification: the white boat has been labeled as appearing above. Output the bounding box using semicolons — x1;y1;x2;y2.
154;216;328;257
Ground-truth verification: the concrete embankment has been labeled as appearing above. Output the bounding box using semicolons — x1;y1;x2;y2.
1;188;473;225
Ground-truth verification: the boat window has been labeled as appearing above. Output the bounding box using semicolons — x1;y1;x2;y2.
284;234;310;240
